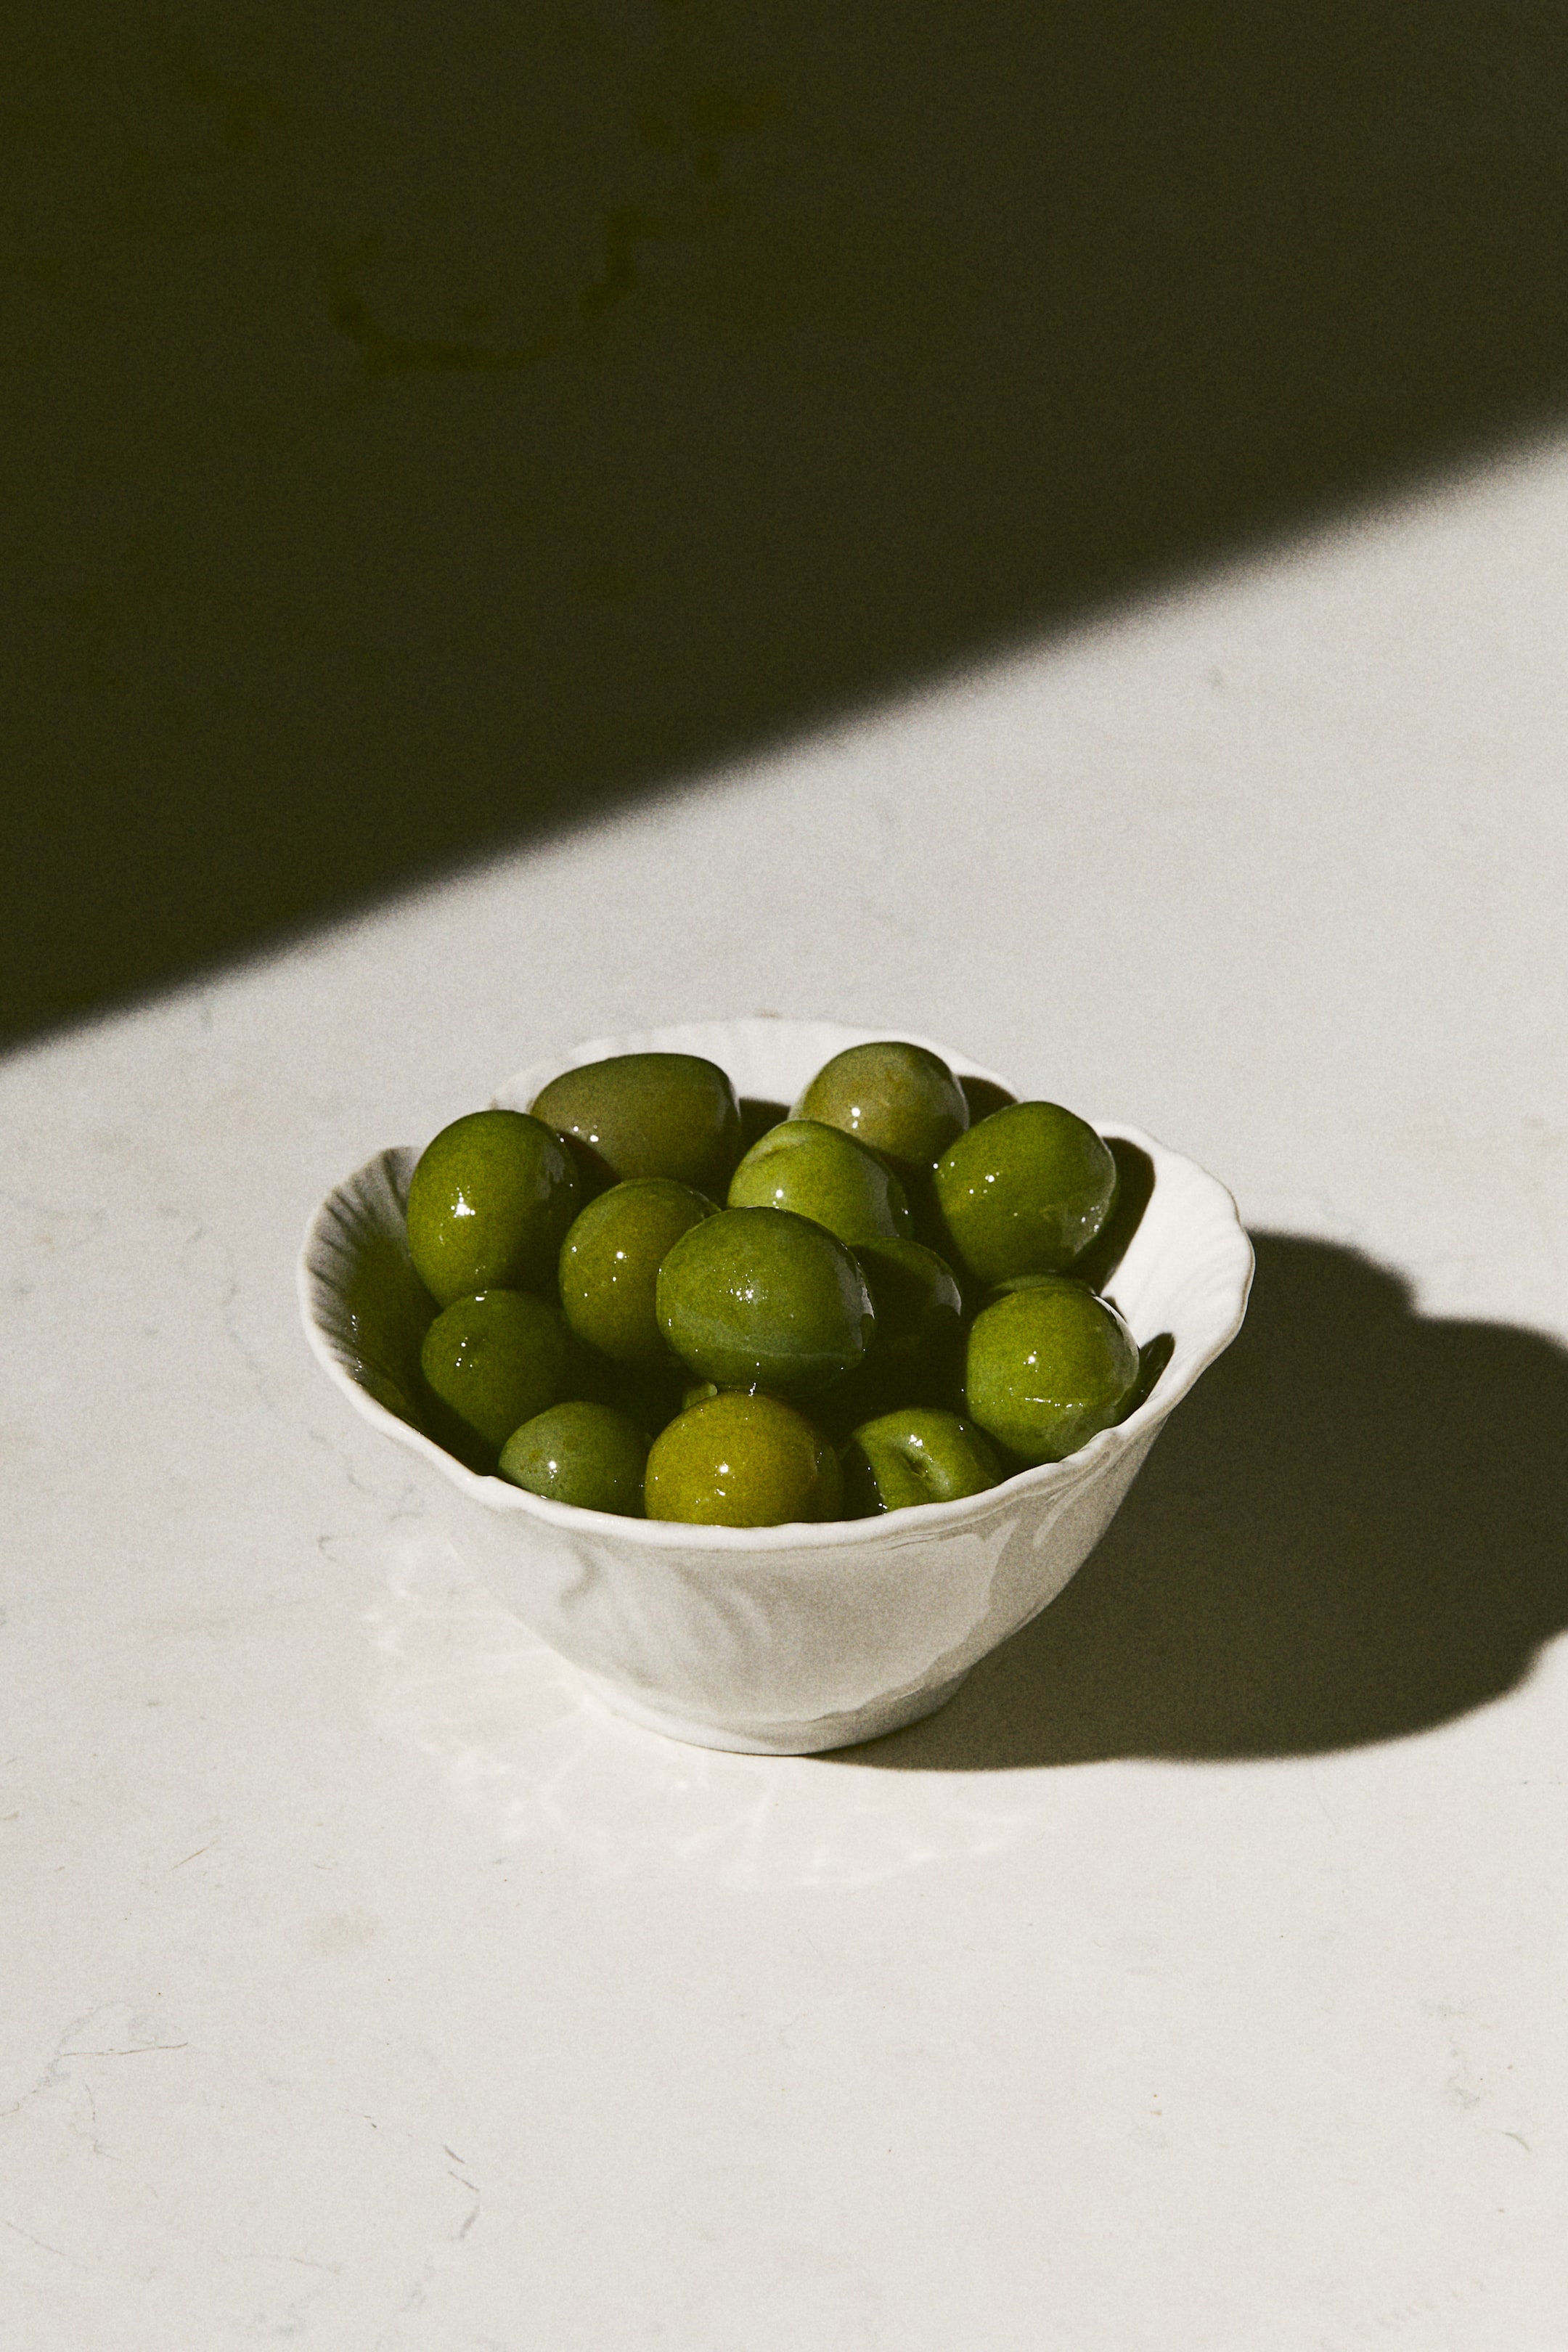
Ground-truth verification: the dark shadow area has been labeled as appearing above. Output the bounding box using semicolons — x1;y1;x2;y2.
738;1097;790;1151
8;3;1568;1045
958;1078;1019;1127
1124;1328;1175;1420
836;1234;1568;1767
1074;1138;1156;1294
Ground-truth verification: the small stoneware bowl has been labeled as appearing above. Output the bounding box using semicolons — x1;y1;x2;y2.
299;1019;1253;1754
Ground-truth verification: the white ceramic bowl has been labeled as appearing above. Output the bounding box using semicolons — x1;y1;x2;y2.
299;1019;1253;1753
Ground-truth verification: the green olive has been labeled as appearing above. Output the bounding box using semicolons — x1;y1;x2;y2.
656;1206;875;1396
841;1408;1003;1515
407;1108;579;1307
645;1392;844;1526
529;1053;743;1195
963;1278;1139;1463
499;1402;650;1515
420;1289;574;1451
793;1040;970;1170
932;1101;1116;1285
558;1177;716;1369
854;1236;963;1358
823;1237;965;1429
727;1119;912;1246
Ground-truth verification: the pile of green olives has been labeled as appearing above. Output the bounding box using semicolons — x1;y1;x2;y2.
401;1042;1151;1527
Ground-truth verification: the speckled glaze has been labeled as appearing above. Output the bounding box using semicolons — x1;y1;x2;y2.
299;1020;1254;1753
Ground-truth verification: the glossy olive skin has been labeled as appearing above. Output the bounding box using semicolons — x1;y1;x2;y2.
963;1278;1139;1463
656;1206;875;1397
407;1109;580;1307
824;1237;965;1429
854;1236;963;1357
932;1101;1116;1286
558;1178;716;1369
794;1040;969;1171
727;1119;912;1247
645;1392;844;1527
499;1401;650;1515
420;1288;574;1450
529;1053;743;1196
841;1408;1003;1515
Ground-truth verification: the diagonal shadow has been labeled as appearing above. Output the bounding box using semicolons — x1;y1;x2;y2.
835;1233;1568;1768
7;1;1568;1048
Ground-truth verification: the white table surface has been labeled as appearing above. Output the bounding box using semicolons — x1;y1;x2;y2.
5;440;1567;2349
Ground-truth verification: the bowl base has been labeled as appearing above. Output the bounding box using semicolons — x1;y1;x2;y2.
576;1666;974;1755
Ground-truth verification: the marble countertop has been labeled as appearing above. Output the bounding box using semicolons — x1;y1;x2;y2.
6;441;1567;2348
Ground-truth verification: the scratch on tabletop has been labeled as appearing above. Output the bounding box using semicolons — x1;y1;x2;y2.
4;2218;77;2263
62;2043;188;2059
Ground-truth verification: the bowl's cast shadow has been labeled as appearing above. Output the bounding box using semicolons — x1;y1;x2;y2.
840;1233;1568;1769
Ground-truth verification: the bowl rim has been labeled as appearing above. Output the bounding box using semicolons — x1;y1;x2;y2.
298;1022;1254;1555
